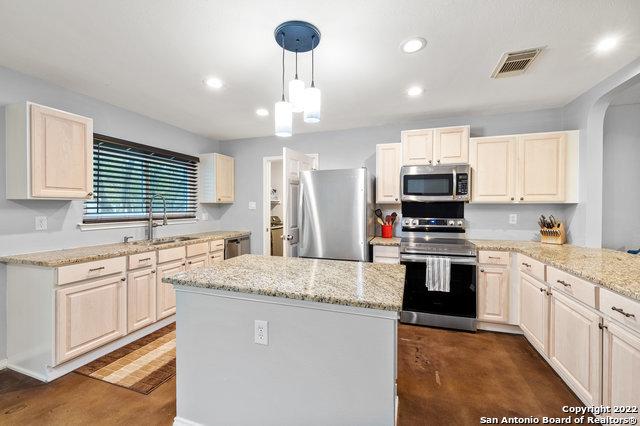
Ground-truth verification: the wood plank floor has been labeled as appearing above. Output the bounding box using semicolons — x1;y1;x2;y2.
0;324;583;425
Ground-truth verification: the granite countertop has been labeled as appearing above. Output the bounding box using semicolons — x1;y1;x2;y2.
370;237;402;246
0;230;251;267
473;240;640;301
164;254;406;312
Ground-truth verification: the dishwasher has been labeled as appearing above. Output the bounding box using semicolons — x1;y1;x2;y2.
225;235;251;259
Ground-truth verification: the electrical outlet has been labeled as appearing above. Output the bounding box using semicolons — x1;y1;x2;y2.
35;216;47;230
248;201;257;210
254;320;268;345
509;213;518;225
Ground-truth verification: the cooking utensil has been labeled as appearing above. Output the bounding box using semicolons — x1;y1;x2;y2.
391;212;397;224
376;217;385;226
375;209;384;221
385;215;392;225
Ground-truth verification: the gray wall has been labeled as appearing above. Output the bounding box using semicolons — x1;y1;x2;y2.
218;108;577;252
0;66;222;361
602;103;640;251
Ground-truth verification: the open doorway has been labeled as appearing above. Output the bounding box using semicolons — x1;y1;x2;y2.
262;153;318;256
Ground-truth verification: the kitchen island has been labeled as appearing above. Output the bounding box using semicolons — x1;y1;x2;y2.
164;254;406;426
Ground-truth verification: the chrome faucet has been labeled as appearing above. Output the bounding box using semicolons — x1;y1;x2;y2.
147;194;168;241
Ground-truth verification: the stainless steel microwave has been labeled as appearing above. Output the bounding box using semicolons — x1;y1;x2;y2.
400;164;470;202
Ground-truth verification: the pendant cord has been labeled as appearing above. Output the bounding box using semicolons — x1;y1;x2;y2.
295;51;298;79
311;36;315;88
281;33;285;101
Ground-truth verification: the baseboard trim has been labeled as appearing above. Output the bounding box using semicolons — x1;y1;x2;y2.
477;321;523;334
0;359;7;370
7;362;47;381
173;417;203;426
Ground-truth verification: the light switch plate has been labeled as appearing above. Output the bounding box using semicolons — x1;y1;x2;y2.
35;216;47;230
254;320;268;345
509;214;518;225
248;201;257;210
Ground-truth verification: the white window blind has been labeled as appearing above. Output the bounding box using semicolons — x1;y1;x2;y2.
83;134;199;223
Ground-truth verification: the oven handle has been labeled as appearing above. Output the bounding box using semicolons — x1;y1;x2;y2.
400;253;477;265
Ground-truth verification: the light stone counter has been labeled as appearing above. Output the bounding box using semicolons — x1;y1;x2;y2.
473;240;640;302
369;236;401;246
0;230;250;267
164;254;406;311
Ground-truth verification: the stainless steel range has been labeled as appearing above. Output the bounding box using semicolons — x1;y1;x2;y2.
400;202;477;331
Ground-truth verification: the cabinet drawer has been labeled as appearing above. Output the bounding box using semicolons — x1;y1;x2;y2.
479;251;509;266
209;252;224;263
373;245;400;258
601;289;640;334
547;266;597;308
158;246;186;264
210;239;225;252
128;251;156;270
518;254;545;282
186;242;208;258
57;256;126;285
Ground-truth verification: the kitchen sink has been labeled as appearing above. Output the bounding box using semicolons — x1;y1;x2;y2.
131;236;200;246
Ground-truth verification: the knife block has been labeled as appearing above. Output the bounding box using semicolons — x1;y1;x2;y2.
540;222;566;245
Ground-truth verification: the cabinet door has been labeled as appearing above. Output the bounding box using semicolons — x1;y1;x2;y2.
470;136;516;203
56;275;126;364
477;266;509;323
548;291;601;405
520;273;549;355
401;129;433;166
517;132;566;202
375;143;401;204
127;267;157;333
187;254;208;270
603;321;640;422
30;104;93;199
157;260;184;319
215;153;235;203
434;126;469;165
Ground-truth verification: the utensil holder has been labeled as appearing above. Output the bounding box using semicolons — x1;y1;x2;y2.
381;224;393;239
540;222;566;245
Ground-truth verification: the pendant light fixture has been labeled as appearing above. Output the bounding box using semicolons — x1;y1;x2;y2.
274;32;292;137
303;35;321;124
288;51;305;113
273;21;321;137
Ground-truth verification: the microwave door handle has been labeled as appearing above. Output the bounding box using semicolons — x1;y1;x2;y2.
452;169;457;198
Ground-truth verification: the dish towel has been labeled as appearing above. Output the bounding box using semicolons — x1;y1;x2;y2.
425;256;451;292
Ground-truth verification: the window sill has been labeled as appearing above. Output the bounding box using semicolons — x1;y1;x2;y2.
77;218;198;231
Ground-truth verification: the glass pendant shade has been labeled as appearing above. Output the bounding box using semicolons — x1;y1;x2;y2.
303;86;321;123
288;78;305;113
274;100;293;137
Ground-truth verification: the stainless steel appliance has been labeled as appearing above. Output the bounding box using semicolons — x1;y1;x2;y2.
225;235;251;259
401;164;470;202
399;201;477;331
298;168;373;261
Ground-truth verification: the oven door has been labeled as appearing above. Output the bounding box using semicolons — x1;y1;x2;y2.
400;253;477;319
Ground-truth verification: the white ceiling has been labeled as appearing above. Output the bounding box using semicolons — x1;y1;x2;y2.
1;0;639;141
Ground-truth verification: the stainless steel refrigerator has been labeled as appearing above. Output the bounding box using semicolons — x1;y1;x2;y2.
298;168;373;261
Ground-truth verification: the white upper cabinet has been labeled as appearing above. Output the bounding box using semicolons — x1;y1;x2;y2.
401;129;433;165
375;143;401;204
199;153;235;203
401;126;469;166
470;136;517;203
470;130;578;204
518;132;566;202
6;102;93;200
434;126;470;165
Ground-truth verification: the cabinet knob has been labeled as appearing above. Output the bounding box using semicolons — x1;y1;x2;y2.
428;160;432;164
480;269;485;272
87;192;93;197
436;159;441;164
188;261;192;264
151;270;156;273
539;288;545;292
520;197;524;201
395;198;398;201
181;262;186;266
510;197;514;201
120;277;126;282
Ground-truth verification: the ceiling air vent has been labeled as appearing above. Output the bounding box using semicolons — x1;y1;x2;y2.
491;47;544;78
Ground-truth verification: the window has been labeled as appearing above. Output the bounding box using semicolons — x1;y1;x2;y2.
83;134;199;223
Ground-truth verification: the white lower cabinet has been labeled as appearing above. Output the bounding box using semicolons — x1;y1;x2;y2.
477;266;509;323
187;254;208;269
55;274;127;364
372;245;400;264
519;272;549;355
127;267;157;333
157;260;184;319
602;320;640;421
548;291;601;405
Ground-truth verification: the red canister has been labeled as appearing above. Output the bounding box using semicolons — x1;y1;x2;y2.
381;224;393;238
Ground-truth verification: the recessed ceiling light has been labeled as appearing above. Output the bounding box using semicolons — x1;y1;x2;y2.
256;108;269;117
595;36;619;54
407;86;424;97
204;77;224;89
401;37;427;54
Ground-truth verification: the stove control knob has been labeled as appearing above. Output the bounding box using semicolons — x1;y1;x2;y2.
403;219;410;226
448;220;455;226
456;220;464;227
411;220;418;226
